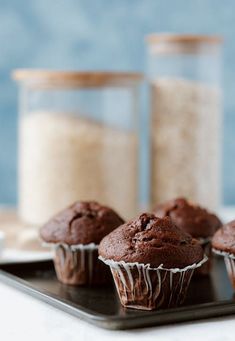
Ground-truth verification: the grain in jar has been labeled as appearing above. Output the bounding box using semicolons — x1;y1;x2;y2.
13;71;143;225
146;34;223;210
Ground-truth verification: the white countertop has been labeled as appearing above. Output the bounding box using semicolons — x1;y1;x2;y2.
0;280;234;341
1;206;235;340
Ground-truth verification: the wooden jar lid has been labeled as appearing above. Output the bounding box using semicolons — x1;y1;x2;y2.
146;33;223;54
12;70;143;88
146;33;223;44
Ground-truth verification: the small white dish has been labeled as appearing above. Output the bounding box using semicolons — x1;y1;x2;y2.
0;249;53;264
0;230;52;264
0;230;5;258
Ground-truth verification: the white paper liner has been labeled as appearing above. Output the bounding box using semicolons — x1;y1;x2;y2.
212;248;235;260
99;255;208;310
42;242;98;251
99;255;208;273
212;248;235;288
43;242;98;285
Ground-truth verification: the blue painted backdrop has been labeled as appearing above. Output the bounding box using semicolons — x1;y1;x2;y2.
0;0;234;205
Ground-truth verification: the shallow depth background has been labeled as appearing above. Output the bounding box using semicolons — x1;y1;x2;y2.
0;0;234;205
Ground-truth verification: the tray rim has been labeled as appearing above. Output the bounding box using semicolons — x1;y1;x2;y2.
0;260;235;330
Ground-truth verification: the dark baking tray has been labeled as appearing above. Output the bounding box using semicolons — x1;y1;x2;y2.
0;257;235;330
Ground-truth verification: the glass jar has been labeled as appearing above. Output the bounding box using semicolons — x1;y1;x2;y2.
146;34;223;210
13;70;143;225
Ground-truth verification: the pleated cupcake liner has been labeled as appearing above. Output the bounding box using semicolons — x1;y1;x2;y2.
43;242;109;285
99;255;208;310
212;248;235;289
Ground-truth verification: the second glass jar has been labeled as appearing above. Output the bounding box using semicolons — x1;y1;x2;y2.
146;34;223;210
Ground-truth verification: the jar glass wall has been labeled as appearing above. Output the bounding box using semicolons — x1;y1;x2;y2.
146;34;223;210
13;70;143;225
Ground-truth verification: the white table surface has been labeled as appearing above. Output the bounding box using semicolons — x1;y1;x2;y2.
1;207;235;341
1;281;234;341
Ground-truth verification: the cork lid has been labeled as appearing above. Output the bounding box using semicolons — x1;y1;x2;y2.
146;33;223;54
12;70;143;88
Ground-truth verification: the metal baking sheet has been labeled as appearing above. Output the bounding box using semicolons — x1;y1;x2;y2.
0;257;234;330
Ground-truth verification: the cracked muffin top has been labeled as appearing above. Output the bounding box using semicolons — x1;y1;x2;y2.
99;213;204;268
154;198;221;238
40;201;124;245
212;220;235;254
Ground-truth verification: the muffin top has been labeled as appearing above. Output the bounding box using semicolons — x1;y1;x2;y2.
154;198;221;238
40;201;124;245
212;220;235;254
99;213;204;268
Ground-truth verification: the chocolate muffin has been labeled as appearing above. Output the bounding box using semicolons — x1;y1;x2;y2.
212;220;235;289
99;213;205;310
40;201;124;285
154;198;221;275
